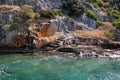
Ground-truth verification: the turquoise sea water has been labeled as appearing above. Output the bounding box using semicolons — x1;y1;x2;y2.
0;54;120;80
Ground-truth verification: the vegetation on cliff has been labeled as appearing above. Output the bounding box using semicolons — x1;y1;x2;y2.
0;0;120;48
112;19;120;29
39;9;67;19
18;5;40;20
86;0;120;28
62;0;85;16
85;9;102;26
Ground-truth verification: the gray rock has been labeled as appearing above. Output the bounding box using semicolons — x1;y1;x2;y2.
81;1;104;21
50;16;76;32
111;29;120;41
0;27;7;42
73;14;97;29
50;16;95;32
0;12;16;24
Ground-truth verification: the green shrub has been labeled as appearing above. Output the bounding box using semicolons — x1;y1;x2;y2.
88;0;110;8
86;9;98;20
93;3;99;9
102;2;110;8
40;10;56;19
112;19;120;29
106;31;114;39
100;7;106;12
86;0;120;23
35;13;40;19
96;0;104;7
20;5;33;14
111;10;120;19
97;20;102;26
86;9;102;26
9;22;19;31
62;0;85;16
53;9;67;16
86;0;96;3
40;9;67;19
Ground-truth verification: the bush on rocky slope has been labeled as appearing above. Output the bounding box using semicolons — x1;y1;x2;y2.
110;10;120;19
86;9;102;26
39;9;67;19
86;9;98;20
9;22;19;31
112;19;120;29
18;5;40;20
39;10;55;19
62;0;85;16
105;31;114;39
86;0;120;29
87;0;120;16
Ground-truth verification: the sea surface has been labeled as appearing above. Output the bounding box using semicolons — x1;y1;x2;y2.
0;54;120;80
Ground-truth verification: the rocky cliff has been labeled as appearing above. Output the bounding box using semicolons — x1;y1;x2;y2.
0;0;119;49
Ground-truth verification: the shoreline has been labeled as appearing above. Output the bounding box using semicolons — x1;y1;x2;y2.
0;36;120;59
0;45;120;60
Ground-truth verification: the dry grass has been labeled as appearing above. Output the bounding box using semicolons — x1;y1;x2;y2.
75;30;106;39
0;5;20;13
75;22;113;39
0;5;14;8
100;22;113;30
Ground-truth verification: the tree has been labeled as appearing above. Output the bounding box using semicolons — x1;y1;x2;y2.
62;0;85;16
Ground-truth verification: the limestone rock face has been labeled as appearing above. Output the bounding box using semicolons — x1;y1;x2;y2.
111;29;120;41
0;0;106;48
81;1;104;21
50;16;95;32
73;14;97;29
0;27;19;47
0;19;62;48
0;5;20;24
28;21;64;48
0;12;16;24
0;15;99;48
50;16;75;32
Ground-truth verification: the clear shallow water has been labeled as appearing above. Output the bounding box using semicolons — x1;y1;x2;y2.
0;54;120;80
